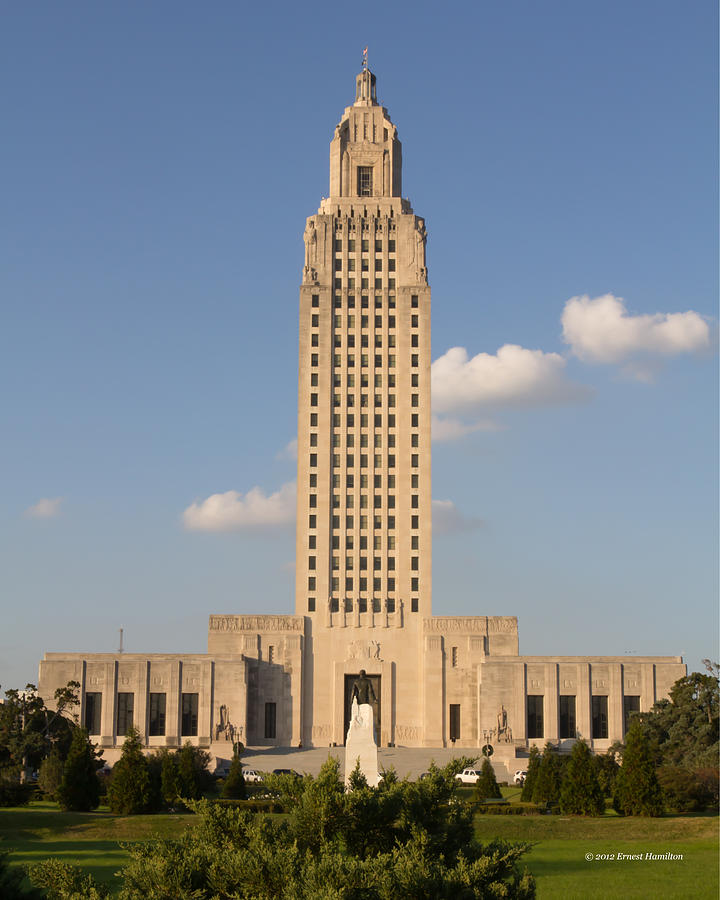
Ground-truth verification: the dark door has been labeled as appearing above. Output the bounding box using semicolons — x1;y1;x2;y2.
343;673;381;745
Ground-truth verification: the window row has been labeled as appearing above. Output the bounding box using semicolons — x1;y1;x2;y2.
334;239;396;253
83;691;199;737
526;694;640;740
307;596;420;613
334;258;396;272
312;294;419;309
307;575;421;591
307;514;420;531
334;278;397;290
309;534;418;550
310;350;420;369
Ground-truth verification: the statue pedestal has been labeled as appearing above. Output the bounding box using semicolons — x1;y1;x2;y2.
345;699;379;787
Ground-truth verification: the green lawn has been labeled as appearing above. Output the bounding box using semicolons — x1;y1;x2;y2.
0;801;194;893
474;811;719;899
1;800;717;899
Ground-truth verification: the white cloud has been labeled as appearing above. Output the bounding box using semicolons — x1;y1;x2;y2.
183;482;296;532
561;294;711;369
431;415;504;442
431;344;590;415
24;497;63;519
432;499;484;535
276;438;298;462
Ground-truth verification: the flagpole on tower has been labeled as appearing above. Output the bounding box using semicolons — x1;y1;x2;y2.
362;46;368;70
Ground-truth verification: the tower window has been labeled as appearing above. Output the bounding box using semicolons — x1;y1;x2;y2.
357;166;373;196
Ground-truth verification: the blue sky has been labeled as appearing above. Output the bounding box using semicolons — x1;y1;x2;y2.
1;1;717;692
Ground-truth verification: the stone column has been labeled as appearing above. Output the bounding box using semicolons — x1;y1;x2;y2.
199;659;213;746
101;660;117;748
167;660;181;748
544;663;559;741
577;663;591;742
135;661;149;745
609;663;623;743
640;663;656;712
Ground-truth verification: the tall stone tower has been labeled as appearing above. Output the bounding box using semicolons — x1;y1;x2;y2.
295;67;431;628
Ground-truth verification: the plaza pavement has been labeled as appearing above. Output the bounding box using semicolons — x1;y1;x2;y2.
233;745;520;781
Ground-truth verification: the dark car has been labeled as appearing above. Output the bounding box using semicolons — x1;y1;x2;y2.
272;768;301;778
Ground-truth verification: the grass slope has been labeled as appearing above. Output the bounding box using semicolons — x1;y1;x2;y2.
1;800;717;899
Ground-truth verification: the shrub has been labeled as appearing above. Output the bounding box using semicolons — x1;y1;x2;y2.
657;766;715;813
0;779;33;807
474;758;502;801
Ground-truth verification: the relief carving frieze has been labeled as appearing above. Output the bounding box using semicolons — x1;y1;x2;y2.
487;616;518;634
209;615;303;633
424;617;488;634
346;639;381;661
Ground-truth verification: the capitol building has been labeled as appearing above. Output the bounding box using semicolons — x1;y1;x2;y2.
39;66;685;769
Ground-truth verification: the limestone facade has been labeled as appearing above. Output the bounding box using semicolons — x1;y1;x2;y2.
38;67;685;767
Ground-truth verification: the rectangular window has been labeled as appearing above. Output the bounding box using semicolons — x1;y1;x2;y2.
312;294;320;307
411;556;419;570
116;692;134;736
449;704;461;741
357;166;373;196
308;597;316;612
309;514;316;529
181;693;199;736
411;598;418;612
308;576;316;590
592;696;609;739
264;702;277;740
559;695;576;739
311;333;319;347
148;693;166;736
451;646;458;667
623;696;640;735
527;696;544;738
84;692;102;734
411;334;419;347
411;515;419;529
411;577;419;591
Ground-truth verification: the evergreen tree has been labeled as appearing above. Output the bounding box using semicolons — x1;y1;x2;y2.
221;753;247;800
107;727;151;814
520;745;540;801
613;721;664;816
56;728;100;812
37;747;64;800
593;748;620;797
177;742;211;802
531;743;562;805
160;749;181;808
559;740;604;815
474;758;502;800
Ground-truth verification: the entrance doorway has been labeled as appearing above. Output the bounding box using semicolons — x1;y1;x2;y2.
343;673;381;745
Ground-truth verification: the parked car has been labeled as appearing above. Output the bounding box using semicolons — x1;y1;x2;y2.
272;768;301;779
513;770;527;785
454;768;483;784
243;769;263;782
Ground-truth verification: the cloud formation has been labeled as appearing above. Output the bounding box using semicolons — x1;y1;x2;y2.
431;415;503;443
276;438;298;462
431;344;591;415
561;294;711;370
432;499;484;535
24;497;63;519
183;482;296;532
